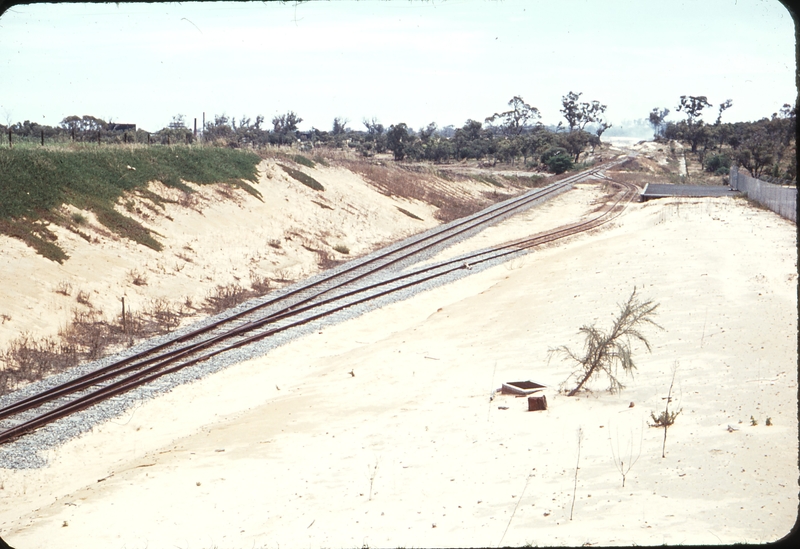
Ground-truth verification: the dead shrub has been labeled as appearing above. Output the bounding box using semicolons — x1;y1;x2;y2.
129;269;148;286
0;296;200;395
202;283;248;314
0;332;79;387
55;280;73;296
76;290;93;307
249;270;271;294
60;309;109;359
317;249;341;270
143;298;184;332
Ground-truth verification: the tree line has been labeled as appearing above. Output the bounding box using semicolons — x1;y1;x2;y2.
3;92;794;179
648;96;796;180
0;91;612;174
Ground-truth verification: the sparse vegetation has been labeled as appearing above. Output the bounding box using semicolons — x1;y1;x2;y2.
249;270;271;293
201;283;248;314
0;296;197;395
610;419;643;487
649;363;682;458
551;288;662;397
333;244;350;254
396;206;423;220
570;426;583;521
278;163;325;191
292;154;316;168
129;269;148;286
75;290;92;307
55;280;73;296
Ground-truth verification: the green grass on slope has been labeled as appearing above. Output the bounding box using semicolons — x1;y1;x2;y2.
0;145;262;262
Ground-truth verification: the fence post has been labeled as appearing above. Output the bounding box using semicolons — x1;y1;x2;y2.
147;133;151;145
8;130;11;149
194;117;197;136
202;112;205;142
41;130;44;146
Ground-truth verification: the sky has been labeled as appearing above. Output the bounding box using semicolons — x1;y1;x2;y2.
0;0;796;135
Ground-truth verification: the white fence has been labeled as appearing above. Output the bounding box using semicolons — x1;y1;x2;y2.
729;166;796;223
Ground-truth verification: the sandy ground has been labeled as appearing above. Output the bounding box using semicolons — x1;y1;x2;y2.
0;163;796;547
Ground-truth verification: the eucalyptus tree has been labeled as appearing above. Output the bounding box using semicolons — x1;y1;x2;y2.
485;95;540;137
675;95;712;153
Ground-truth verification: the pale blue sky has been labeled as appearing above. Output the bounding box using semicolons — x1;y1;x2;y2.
0;0;796;134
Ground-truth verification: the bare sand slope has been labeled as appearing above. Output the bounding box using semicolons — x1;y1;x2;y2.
1;182;796;548
0;159;462;350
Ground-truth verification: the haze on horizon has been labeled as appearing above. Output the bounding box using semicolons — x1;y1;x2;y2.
0;0;796;136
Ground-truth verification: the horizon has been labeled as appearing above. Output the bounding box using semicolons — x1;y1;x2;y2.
0;0;796;136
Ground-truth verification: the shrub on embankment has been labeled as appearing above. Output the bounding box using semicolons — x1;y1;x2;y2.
0;145;262;262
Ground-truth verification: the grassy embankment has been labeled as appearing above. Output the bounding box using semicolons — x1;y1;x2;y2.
0;144;262;262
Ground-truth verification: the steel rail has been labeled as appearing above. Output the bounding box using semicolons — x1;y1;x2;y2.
0;180;636;444
0;162;618;421
0;163;633;444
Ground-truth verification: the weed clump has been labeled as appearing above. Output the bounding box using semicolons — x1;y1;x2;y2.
278;164;325;191
396;206;423;220
292;154;316;168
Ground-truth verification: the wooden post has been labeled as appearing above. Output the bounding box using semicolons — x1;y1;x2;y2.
167;134;170;146
121;297;126;334
71;127;75;141
202;112;205;141
194;117;197;136
97;131;101;145
41;130;44;146
8;130;11;149
147;133;151;145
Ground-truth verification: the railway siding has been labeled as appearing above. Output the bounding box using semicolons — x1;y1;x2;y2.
0;161;635;465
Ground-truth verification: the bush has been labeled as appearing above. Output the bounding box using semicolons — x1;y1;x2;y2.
541;147;574;174
704;153;731;175
547;154;574;174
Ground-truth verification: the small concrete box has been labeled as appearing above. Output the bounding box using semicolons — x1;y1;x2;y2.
501;380;546;396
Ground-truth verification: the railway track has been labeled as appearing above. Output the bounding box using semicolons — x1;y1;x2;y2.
0;159;636;446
